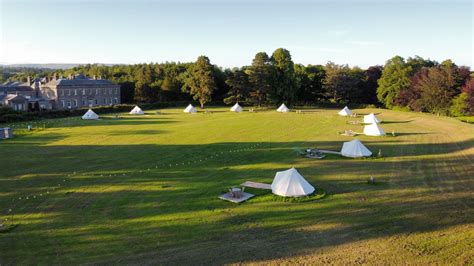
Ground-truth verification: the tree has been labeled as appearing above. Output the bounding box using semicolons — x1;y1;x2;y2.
406;56;437;76
323;62;362;103
134;64;159;103
248;52;273;106
182;56;217;108
363;65;383;104
224;70;250;104
414;66;457;115
462;79;474;115
297;64;326;103
451;79;474;116
270;48;296;104
395;68;428;111
377;56;412;108
450;92;469;116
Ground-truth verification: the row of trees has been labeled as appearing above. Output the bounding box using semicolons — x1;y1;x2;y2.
5;49;473;116
47;48;382;107
377;56;472;115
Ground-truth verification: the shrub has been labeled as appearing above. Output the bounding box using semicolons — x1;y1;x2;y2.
450;92;469;117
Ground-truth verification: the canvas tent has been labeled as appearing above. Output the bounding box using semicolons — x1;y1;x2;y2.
363;123;386;136
340;139;372;158
363;113;380;124
183;104;197;113
82;109;99;120
338;106;352;116
230;103;243;112
277;104;289;113
129;105;145;115
271;168;315;197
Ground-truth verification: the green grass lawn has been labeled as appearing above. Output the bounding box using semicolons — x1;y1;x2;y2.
457;116;474;124
0;107;473;264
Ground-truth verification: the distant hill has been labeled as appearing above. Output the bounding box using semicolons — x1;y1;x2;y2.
1;63;118;70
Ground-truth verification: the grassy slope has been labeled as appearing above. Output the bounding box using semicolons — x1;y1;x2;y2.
0;108;472;264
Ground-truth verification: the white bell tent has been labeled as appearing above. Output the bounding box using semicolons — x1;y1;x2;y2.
129;105;145;115
271;168;315;197
230;103;243;112
183;104;197;113
363;113;380;124
363;123;386;136
82;109;99;120
340;139;372;158
338;106;352;116
277;104;290;113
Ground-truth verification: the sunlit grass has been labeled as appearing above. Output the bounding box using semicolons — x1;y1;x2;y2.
0;107;473;264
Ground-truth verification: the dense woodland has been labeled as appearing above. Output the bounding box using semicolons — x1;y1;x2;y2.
1;48;473;116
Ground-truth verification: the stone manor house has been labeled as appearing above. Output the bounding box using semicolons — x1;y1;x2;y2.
0;74;121;111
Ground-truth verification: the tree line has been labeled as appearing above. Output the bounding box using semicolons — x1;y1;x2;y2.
3;48;473;116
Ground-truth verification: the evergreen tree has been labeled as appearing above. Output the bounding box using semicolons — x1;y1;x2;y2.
224;70;250;104
248;52;273;106
182;56;216;108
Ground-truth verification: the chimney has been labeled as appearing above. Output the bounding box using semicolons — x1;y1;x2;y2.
93;75;97;80
27;76;31;85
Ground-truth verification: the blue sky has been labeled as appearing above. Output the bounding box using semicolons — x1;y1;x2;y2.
0;0;472;68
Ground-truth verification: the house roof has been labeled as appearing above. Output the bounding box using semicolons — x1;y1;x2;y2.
0;86;34;93
1;81;30;87
0;94;28;102
46;77;118;87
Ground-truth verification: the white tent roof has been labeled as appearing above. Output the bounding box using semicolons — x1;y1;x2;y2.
338;106;352;116
363;113;380;124
82;109;99;120
230;103;243;112
183;104;197;113
271;168;315;197
341;139;372;158
277;104;289;112
129;105;144;115
363;123;386;136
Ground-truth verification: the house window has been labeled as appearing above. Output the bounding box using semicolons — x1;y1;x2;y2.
82;89;85;95
95;99;98;104
67;101;71;108
96;89;98;95
74;89;77;95
61;90;64;96
68;90;71;96
82;99;86;106
74;100;78;106
103;98;106;104
114;98;118;104
88;99;93;107
61;100;65;108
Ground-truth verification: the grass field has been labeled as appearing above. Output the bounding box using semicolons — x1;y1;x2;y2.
0;107;473;264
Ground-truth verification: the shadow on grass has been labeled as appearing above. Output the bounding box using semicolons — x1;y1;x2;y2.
382;120;414;124
0;138;473;264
